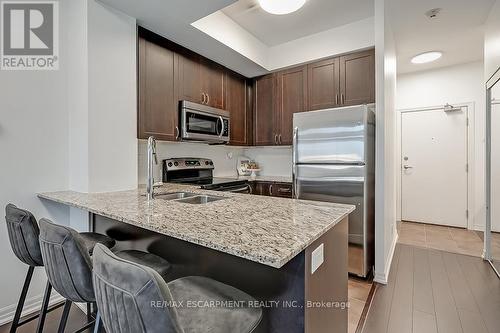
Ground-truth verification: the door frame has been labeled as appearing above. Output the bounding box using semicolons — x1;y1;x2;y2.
396;102;475;230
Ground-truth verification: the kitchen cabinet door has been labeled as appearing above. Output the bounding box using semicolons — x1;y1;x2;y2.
201;60;226;109
178;52;203;104
254;182;272;196
254;74;277;146
307;58;341;110
339;49;375;106
138;37;178;141
270;183;293;198
277;66;308;145
227;73;251;145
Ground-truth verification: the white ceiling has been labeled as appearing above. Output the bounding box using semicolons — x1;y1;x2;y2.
98;0;374;77
388;0;496;74
222;0;374;46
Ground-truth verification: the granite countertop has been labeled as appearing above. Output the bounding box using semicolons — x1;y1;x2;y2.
38;184;354;268
236;175;292;183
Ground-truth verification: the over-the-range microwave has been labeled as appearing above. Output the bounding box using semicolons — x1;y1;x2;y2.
180;100;230;144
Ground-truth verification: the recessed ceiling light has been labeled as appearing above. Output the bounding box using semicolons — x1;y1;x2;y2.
411;51;442;64
258;0;306;15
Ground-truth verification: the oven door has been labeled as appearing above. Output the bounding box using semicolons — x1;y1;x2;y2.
180;105;229;143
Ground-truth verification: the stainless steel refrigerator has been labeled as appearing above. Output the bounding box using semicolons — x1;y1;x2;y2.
292;104;375;278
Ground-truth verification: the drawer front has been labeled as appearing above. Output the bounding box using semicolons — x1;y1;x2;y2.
270;183;293;198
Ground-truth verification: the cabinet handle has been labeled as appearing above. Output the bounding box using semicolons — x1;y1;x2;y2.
278;187;292;193
278;134;282;145
175;126;179;140
201;93;206;104
269;184;273;195
206;94;210;105
335;94;339;105
274;134;278;145
341;93;344;105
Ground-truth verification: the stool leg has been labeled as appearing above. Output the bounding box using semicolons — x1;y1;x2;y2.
35;281;52;333
10;266;34;333
57;300;72;333
93;311;101;333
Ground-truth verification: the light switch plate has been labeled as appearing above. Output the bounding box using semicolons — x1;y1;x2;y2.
311;243;324;274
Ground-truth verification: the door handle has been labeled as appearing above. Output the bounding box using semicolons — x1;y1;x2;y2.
403;165;413;170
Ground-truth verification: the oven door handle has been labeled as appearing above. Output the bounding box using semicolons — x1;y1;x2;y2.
225;184;251;194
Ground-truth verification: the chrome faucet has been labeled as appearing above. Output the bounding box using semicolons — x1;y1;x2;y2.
146;136;158;201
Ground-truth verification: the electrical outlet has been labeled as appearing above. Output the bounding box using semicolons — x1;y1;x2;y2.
311;243;324;274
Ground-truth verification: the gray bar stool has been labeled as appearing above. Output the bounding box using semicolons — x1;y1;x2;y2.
38;218;172;332
92;243;263;333
4;204;115;333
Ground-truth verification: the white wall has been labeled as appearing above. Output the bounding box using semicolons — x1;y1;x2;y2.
0;0;73;322
373;0;398;284
485;0;500;81
396;61;486;230
0;0;137;323
243;147;292;177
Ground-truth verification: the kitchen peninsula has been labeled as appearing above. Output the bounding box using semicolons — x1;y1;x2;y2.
39;184;354;333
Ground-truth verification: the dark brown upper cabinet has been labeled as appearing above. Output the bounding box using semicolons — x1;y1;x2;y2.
177;52;203;104
178;54;226;109
254;74;277;146
339;49;375;106
226;73;251;145
200;60;226;109
308;57;341;110
138;36;179;141
277;66;308;145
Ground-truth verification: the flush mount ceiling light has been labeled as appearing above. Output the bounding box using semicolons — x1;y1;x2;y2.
257;0;306;15
411;51;442;64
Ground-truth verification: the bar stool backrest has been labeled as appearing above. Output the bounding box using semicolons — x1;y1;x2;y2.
5;204;43;267
39;218;95;303
92;244;181;333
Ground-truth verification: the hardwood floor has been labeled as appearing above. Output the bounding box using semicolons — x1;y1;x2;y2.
349;277;374;333
0;303;91;333
362;244;500;333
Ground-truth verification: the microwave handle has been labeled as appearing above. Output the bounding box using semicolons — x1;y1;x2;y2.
218;116;225;138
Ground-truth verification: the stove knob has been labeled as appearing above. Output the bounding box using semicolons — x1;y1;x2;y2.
168;162;173;167
205;161;209;165
174;162;179;166
209;161;213;165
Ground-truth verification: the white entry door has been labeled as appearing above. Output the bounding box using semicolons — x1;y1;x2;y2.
401;107;468;227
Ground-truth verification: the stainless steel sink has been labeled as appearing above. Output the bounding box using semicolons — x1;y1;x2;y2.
175;195;226;204
155;192;197;200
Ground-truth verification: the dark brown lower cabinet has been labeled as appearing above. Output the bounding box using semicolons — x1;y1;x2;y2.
250;181;292;198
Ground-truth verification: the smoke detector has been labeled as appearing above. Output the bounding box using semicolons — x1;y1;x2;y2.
425;8;442;19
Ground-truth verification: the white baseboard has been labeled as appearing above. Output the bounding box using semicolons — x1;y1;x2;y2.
374;231;399;285
0;291;64;326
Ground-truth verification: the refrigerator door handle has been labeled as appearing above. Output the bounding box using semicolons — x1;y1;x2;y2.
292;127;299;199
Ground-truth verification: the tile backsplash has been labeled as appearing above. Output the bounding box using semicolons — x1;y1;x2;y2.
138;140;292;184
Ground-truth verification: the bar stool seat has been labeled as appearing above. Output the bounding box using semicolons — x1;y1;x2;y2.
92;244;263;333
115;250;171;279
80;232;116;255
169;276;262;333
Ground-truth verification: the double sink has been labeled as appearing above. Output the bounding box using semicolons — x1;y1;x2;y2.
154;192;226;205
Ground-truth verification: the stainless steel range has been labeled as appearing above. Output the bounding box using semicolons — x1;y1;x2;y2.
162;158;251;193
